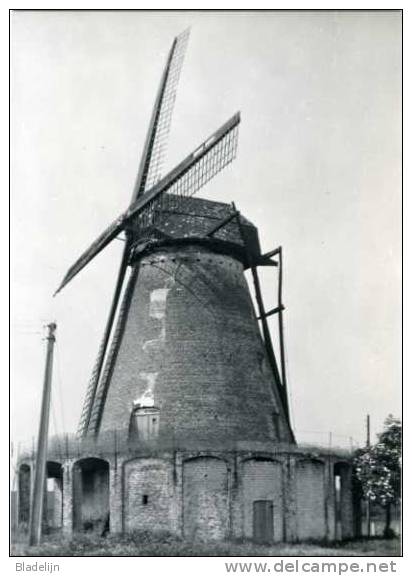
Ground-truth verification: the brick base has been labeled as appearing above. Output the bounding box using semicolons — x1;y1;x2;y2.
17;444;355;542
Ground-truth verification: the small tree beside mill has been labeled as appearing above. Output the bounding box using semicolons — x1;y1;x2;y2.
353;415;401;537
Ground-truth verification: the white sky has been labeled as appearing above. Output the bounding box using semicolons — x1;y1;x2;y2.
10;10;401;451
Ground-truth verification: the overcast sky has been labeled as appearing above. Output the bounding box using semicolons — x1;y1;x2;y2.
11;10;401;450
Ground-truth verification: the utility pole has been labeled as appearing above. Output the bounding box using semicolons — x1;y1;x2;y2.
366;414;371;538
29;323;57;546
366;414;371;448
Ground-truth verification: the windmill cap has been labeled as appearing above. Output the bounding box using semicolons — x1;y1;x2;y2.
128;195;263;267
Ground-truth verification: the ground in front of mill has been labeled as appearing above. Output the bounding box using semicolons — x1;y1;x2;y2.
10;532;401;557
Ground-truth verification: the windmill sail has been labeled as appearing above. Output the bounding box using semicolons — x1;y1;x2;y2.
76;248;130;436
55;112;240;297
132;28;190;200
76;31;189;437
83;265;140;436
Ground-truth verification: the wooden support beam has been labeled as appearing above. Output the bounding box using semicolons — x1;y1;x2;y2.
277;246;290;421
257;304;285;320
231;203;285;414
206;211;238;237
262;247;281;259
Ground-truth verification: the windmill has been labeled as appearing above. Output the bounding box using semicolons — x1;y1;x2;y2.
55;29;294;444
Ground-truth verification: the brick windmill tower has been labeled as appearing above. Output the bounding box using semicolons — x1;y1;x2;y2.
55;29;294;447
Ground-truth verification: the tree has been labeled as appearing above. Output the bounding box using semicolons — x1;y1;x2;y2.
353;415;401;537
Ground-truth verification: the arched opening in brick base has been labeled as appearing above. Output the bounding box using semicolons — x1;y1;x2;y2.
242;458;283;543
72;458;110;535
18;463;31;530
43;461;63;533
296;458;326;541
334;462;354;540
183;456;229;541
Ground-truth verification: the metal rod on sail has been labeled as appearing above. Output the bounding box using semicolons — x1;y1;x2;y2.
29;323;57;546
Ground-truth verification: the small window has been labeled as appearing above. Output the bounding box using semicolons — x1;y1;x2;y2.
142;494;149;505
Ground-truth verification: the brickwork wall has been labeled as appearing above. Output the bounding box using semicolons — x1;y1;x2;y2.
325;459;336;541
283;456;297;541
109;464;123;534
124;457;176;534
241;458;284;542
17;449;356;543
18;464;31;525
10;491;18;534
62;460;74;535
183;456;229;540
51;478;63;528
99;246;291;444
295;459;326;541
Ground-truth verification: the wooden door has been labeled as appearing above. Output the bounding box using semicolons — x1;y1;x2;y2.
253;500;274;543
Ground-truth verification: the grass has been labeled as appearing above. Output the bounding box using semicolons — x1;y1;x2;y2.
10;531;401;557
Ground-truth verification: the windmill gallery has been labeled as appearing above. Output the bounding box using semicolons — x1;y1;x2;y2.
15;30;357;544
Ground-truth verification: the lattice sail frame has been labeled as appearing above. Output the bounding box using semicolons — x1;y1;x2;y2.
141;28;190;194
82;267;139;436
133;116;240;234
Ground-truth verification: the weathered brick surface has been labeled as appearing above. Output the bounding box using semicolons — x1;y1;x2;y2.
62;460;74;535
325;459;336;541
183;456;229;540
295;459;326;541
109;464;123;534
99;246;292;444
124;457;176;533
50;478;63;528
18;463;31;524
241;458;283;542
17;449;356;542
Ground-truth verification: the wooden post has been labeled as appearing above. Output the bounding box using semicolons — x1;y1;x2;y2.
277;247;286;387
366;414;371;538
277;246;291;422
231;204;285;413
29;323;57;546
